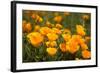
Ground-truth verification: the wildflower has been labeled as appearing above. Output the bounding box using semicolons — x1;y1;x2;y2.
22;22;32;33
81;43;88;50
67;38;80;54
36;15;43;22
22;20;27;32
25;23;32;32
38;17;43;22
71;35;88;50
47;33;58;41
71;35;87;50
54;16;62;23
56;24;62;29
31;13;36;19
63;29;71;34
52;28;62;34
46;48;57;56
67;44;79;54
71;35;82;43
45;21;54;28
32;14;43;22
82;50;91;59
34;25;40;31
78;38;85;45
85;36;91;43
46;41;57;47
40;27;52;36
62;33;71;41
82;14;89;20
60;43;67;53
76;25;86;36
27;32;43;46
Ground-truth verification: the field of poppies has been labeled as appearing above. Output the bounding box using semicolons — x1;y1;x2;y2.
22;10;91;62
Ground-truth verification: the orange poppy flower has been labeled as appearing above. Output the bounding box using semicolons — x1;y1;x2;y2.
54;16;62;23
76;25;86;36
82;50;91;59
85;36;91;43
32;14;43;22
46;41;57;47
40;27;52;36
25;23;32;32
71;35;82;44
60;43;67;53
81;43;88;50
27;32;43;46
67;38;79;54
55;24;62;29
52;28;62;34
31;13;36;19
62;33;71;41
34;25;40;31
82;15;89;20
47;33;58;41
45;21;54;28
46;48;57;56
22;21;32;33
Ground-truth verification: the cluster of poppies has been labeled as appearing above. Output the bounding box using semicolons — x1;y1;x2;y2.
22;11;91;62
